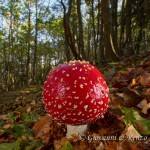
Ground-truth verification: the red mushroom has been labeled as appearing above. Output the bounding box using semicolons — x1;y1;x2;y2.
43;60;109;138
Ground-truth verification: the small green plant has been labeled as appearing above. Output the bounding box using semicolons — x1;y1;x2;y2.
0;112;34;138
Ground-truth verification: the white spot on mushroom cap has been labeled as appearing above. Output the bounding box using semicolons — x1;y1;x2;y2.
91;99;95;103
62;70;65;73
80;101;83;105
66;74;69;77
84;105;88;110
73;105;78;109
80;84;84;88
74;80;77;84
82;77;86;80
66;87;70;90
78;112;82;115
98;101;103;105
62;115;66;120
85;94;89;99
74;96;79;99
58;105;62;109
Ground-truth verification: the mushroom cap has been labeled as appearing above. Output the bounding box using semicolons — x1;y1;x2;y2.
43;60;109;125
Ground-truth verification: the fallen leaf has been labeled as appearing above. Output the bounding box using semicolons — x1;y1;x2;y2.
60;140;73;150
140;73;150;87
121;107;150;135
122;88;143;107
123;125;142;138
137;99;150;114
54;137;68;150
26;107;31;113
32;115;53;144
30;100;36;106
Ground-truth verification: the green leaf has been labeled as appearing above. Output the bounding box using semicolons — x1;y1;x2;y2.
121;107;150;135
25;140;43;150
0;139;22;150
60;141;73;150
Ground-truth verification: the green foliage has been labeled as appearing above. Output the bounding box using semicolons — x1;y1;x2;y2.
121;107;150;135
60;141;73;150
0;139;22;150
0;112;34;138
0;139;43;150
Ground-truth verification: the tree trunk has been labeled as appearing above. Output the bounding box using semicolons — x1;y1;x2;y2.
91;0;97;62
119;0;125;55
125;0;134;55
76;0;86;59
110;0;118;55
60;0;81;60
101;0;119;61
27;0;31;86
33;0;38;84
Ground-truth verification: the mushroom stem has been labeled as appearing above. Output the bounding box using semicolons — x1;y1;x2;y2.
66;124;88;138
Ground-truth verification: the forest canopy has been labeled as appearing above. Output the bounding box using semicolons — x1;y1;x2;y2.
0;0;150;91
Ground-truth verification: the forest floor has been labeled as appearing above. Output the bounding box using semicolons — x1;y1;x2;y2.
0;51;150;150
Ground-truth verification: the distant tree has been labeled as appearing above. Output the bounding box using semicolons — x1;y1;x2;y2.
101;0;119;61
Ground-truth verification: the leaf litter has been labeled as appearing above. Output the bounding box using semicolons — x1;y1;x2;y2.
0;51;150;149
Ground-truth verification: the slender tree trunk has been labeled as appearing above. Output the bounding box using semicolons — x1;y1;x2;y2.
91;0;97;62
125;0;134;55
27;0;31;86
76;0;86;59
119;0;125;55
33;0;38;84
97;0;105;64
110;0;118;55
101;0;119;61
60;0;81;60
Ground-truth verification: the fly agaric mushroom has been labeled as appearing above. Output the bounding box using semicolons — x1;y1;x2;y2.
43;60;109;138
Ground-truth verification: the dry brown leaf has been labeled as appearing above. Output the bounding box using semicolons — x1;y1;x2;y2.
30;100;36;105
140;73;150;87
0;115;12;122
32;115;53;144
130;67;145;76
105;140;140;150
145;88;150;99
26;107;31;113
123;125;141;138
122;88;142;107
137;99;150;114
54;137;68;150
105;141;118;150
95;142;104;150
